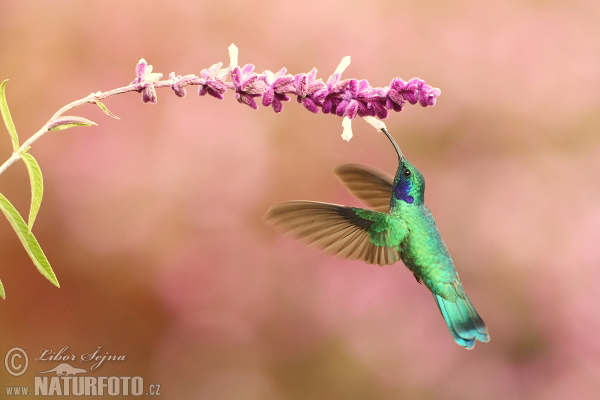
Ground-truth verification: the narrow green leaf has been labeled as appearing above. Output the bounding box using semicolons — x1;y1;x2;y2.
0;279;5;299
94;100;120;119
0;80;19;151
48;116;97;131
20;152;44;232
0;193;59;288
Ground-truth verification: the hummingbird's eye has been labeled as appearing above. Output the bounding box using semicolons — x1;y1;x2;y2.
403;168;411;178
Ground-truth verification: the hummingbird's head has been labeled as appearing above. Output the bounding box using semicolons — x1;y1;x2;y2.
393;158;425;205
379;127;425;205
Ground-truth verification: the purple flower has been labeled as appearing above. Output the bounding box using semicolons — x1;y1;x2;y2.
388;78;421;105
262;68;295;113
386;78;442;107
132;59;148;85
418;84;441;107
142;85;157;104
169;72;201;98
322;73;349;114
133;61;146;85
230;64;267;109
366;87;389;119
169;73;187;97
403;78;423;104
335;79;374;119
294;68;327;114
198;63;233;100
132;58;163;104
386;80;406;112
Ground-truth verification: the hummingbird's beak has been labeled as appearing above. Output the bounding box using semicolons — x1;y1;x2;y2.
381;127;404;161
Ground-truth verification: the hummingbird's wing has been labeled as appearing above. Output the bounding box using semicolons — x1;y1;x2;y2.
265;201;406;266
333;164;393;213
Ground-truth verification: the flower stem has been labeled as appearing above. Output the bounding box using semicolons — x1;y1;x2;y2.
0;83;162;177
0;152;21;176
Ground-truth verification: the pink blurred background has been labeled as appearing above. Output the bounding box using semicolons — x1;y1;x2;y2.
1;1;600;399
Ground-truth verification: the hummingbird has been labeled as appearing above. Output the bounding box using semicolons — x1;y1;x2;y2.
264;128;490;349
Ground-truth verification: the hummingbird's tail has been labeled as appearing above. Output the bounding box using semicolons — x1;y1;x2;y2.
433;291;490;349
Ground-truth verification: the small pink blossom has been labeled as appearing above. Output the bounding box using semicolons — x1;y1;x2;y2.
322;73;350;115
230;64;267;109
262;68;295;113
336;79;373;119
132;58;163;104
198;63;233;100
294;68;327;114
169;73;201;98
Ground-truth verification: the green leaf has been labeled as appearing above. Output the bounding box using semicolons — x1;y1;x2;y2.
94;100;120;119
20;152;44;232
48;116;97;131
0;193;59;288
0;80;19;151
0;279;5;299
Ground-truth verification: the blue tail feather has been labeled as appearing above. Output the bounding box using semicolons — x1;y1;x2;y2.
434;293;490;349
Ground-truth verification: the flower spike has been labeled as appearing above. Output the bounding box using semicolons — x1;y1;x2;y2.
131;44;440;138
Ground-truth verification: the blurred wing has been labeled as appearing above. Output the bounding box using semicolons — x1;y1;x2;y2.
264;201;403;266
334;164;394;213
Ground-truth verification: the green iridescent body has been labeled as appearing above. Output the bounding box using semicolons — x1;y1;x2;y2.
265;130;489;348
395;204;458;294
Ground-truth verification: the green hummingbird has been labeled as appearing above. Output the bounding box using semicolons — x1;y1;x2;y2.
264;128;490;349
